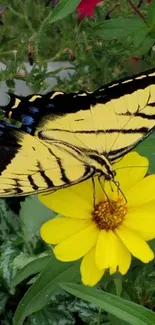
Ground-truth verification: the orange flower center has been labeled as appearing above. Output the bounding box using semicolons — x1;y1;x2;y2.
92;197;128;230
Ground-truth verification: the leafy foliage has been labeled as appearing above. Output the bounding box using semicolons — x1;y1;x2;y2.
0;0;154;93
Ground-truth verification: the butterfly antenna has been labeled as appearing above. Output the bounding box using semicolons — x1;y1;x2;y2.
91;175;96;208
98;175;111;204
113;179;127;205
98;174;127;207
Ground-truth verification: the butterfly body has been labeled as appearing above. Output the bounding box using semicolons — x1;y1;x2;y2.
1;68;155;196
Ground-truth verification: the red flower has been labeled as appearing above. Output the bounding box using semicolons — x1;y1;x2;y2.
77;0;102;20
147;0;152;3
130;56;140;61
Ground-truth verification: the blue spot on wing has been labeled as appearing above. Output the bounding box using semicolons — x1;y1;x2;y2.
29;106;39;114
25;127;33;133
21;115;34;126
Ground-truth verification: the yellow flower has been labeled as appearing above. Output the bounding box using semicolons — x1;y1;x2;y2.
39;152;155;286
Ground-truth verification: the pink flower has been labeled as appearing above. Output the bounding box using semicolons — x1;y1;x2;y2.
77;0;102;20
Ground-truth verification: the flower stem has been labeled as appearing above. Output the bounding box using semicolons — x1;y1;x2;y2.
127;0;147;23
8;6;35;33
137;0;145;9
29;9;54;56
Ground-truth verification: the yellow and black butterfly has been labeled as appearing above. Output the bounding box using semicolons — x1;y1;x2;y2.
0;67;155;197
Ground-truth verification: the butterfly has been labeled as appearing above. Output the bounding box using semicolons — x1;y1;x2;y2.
0;67;155;197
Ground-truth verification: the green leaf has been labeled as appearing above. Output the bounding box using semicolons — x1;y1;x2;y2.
20;196;54;248
149;239;155;253
6;79;15;90
113;273;123;297
109;314;129;325
0;199;19;241
49;0;81;24
12;254;52;287
133;29;149;47
28;308;75;325
13;258;79;325
0;239;19;288
92;18;149;40
136;133;155;174
61;283;155;325
0;292;8;315
28;292;75;325
131;35;154;56
73;298;109;324
147;0;155;29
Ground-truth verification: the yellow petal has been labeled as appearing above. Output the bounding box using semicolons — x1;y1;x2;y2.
81;247;105;286
135;231;155;241
116;225;154;263
96;230;117;270
96;230;131;274
113;234;131;275
113;152;148;192
40;217;92;244
124;201;155;235
39;178;104;219
126;175;155;207
54;223;99;261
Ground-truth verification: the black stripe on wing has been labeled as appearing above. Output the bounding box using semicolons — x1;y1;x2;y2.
27;175;39;191
39;127;150;135
0;121;21;175
37;161;54;187
2;92;90;134
2;67;155;138
94;68;155;104
47;147;71;184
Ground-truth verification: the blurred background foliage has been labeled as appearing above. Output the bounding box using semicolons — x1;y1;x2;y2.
0;0;155;324
0;0;155;93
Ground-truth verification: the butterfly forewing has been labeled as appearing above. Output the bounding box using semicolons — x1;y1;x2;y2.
92;69;155;159
0;126;93;196
36;69;155;160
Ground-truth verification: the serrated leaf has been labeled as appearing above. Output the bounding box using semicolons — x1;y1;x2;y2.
0;239;19;287
49;0;81;24
61;283;155;325
92;18;148;40
73;299;108;324
13;258;80;325
28;303;75;325
0;199;19;240
12;254;52;287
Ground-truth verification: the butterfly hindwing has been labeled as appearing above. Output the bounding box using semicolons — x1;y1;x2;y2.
0;122;93;196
